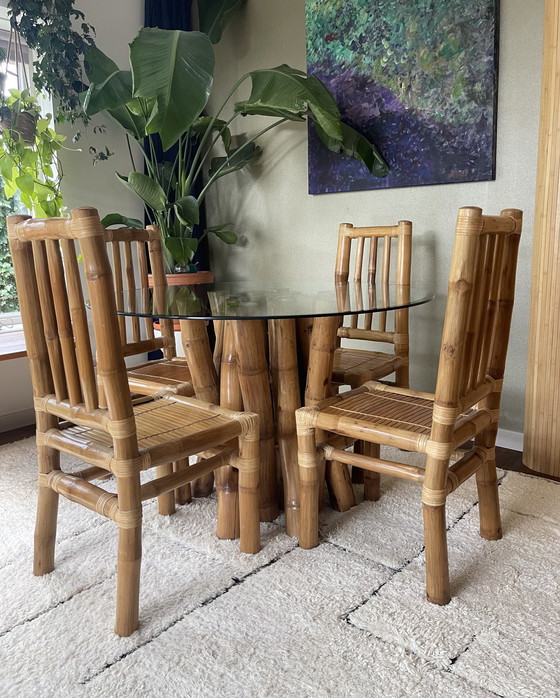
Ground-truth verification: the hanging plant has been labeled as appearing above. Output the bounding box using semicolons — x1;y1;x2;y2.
0;90;75;217
7;0;96;126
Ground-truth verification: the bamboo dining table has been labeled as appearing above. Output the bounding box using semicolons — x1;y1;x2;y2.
116;279;433;539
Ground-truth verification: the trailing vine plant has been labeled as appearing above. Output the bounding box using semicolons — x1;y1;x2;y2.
7;0;96;126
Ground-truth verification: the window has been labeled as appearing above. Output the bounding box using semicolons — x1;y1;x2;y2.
0;7;28;354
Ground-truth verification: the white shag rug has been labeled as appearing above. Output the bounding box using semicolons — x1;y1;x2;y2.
1;437;559;698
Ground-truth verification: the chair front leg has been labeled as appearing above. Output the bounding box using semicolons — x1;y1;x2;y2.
34;419;60;576
236;421;261;554
115;525;142;636
115;475;142;637
422;453;451;605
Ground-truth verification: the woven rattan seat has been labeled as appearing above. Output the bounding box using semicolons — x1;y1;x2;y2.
60;397;236;454
296;206;523;606
322;390;434;434
8;207;261;637
125;358;192;394
331;349;403;386
332;220;412;390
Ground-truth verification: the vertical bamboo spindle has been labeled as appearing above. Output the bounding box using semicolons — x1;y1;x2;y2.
216;321;241;540
305;316;355;511
232;320;279;522
524;0;560;477
179;319;218;497
269;318;301;537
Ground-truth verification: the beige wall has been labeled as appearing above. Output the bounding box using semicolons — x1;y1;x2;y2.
205;0;544;440
60;0;144;219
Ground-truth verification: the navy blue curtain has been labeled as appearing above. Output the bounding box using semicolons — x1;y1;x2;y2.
145;0;193;31
143;0;209;272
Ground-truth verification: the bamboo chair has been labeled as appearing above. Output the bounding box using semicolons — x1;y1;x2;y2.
332;220;412;500
296;207;522;605
105;225;194;398
105;225;198;507
332;220;412;390
7;207;261;636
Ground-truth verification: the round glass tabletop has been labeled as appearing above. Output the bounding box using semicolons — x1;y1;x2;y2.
115;281;434;321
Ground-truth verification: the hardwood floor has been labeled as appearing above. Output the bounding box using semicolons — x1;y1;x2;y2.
0;423;35;446
1;423;558;483
496;446;560;482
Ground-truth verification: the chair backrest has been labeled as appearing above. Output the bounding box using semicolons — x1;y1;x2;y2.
105;225;177;360
8;207;139;457
334;220;412;366
433;206;522;429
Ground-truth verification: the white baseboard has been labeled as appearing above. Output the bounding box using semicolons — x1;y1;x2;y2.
496;429;523;452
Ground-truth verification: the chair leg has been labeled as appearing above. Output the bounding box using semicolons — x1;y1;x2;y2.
216;465;240;541
326;458;356;512
475;439;502;541
174;459;192;506
351;466;364;484
354;441;381;502
191;471;214;498
34;488;59;575
156;464;176;515
297;425;320;549
422;502;450;605
115;525;142;637
237;432;260;554
33;441;60;576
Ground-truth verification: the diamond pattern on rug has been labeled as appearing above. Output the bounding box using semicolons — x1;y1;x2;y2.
347;494;560;696
87;545;493;698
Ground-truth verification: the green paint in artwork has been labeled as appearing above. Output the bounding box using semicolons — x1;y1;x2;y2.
305;0;496;129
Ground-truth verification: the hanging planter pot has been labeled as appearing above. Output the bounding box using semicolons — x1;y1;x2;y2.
0;105;37;143
0;26;38;143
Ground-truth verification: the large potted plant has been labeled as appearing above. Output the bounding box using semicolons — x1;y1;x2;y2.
82;27;389;275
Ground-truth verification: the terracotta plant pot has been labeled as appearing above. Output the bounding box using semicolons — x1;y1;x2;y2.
147;269;214;288
149;270;214;330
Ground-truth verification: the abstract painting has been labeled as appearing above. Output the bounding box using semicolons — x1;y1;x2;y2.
306;0;499;194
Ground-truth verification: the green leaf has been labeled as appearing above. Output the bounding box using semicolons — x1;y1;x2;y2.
84;45;120;84
15;173;34;196
198;0;246;43
208;142;261;179
212;229;237;244
41;200;59;218
313;121;389;177
21;148;37;167
191;116;232;151
173;196;199;225
3;178;17;198
235;65;342;142
116;171;167;212
83;69;133;114
165;237;199;267
101;213;144;228
83;45;146;139
106;105;147;141
0;154;13;181
130;28;215;151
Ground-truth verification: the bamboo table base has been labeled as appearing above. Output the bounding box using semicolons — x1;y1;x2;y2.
180;315;355;539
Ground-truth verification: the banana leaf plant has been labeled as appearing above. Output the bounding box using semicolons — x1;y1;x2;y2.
83;27;388;273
